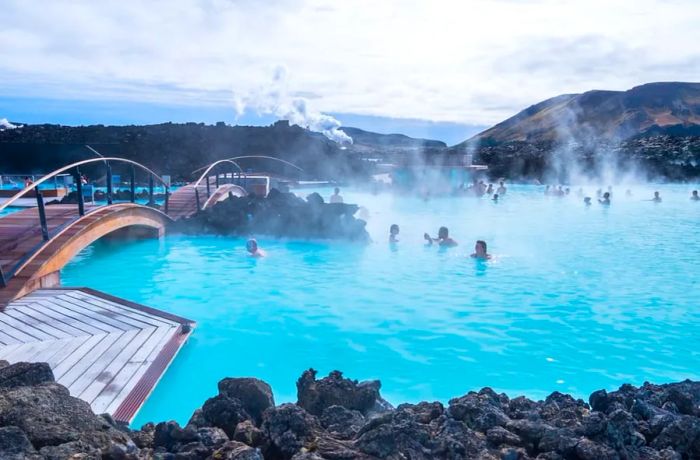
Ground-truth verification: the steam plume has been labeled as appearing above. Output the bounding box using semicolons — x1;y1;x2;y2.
0;118;21;130
233;66;353;145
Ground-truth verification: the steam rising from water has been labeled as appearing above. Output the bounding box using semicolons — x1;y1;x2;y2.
0;118;21;130
233;66;353;145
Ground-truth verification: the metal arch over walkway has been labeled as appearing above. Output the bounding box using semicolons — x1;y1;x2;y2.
167;159;249;220
0;158;173;306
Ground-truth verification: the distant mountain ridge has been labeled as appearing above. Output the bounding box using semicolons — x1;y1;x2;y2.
0;120;446;180
458;82;700;147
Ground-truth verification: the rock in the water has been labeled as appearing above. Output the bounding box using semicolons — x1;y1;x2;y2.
202;393;253;438
0;382;133;453
0;426;41;460
319;405;365;439
218;377;275;425
233;420;266;447
262;403;321;459
212;440;264;459
0;361;55;389
297;369;388;416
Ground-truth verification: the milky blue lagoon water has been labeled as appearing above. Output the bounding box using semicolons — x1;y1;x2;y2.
59;184;700;426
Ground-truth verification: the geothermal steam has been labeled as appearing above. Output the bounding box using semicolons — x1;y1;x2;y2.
233;66;353;145
0;118;21;130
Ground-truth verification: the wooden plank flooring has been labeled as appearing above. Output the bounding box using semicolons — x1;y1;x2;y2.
0;288;194;422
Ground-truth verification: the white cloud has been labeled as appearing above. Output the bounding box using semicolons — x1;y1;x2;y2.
0;0;699;125
0;118;21;130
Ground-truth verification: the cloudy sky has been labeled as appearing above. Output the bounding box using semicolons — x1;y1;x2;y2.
1;0;699;143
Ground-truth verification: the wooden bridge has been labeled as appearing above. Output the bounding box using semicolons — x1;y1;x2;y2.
0;157;248;306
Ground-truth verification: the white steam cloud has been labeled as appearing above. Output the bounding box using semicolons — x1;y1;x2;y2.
0;118;22;130
233;66;353;145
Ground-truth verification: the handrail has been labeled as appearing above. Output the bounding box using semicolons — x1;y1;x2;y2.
192;159;244;187
0;157;169;212
191;155;304;175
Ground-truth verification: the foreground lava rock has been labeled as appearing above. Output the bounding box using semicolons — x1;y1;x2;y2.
172;189;370;242
1;361;700;459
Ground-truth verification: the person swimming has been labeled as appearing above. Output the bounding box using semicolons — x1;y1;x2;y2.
651;191;662;203
470;240;492;260
424;226;458;247
389;224;400;243
496;181;507;195
599;192;611;205
492;193;499;202
584;197;592;206
246;239;266;257
690;190;699;201
486;183;494;194
330;187;343;203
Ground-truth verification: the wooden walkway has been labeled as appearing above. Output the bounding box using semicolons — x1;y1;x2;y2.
0;203;171;306
168;178;247;220
0;288;194;422
0;204;92;278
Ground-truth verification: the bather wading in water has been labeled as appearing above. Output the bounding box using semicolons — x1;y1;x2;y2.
424;226;458;247
692;190;700;201
389;224;400;243
650;191;662;203
471;240;492;260
246;238;266;258
599;192;611;205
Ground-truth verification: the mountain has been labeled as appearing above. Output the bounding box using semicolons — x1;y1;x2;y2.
340;127;446;150
458;82;700;147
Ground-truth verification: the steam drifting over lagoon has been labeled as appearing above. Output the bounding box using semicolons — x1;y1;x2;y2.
2;1;700;458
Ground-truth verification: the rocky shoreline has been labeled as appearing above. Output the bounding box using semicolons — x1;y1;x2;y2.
171;190;370;242
1;360;699;459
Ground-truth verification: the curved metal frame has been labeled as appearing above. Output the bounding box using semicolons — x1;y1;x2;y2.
192;159;244;187
0;157;170;212
191;155;304;176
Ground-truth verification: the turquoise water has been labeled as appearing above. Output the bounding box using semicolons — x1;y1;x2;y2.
59;184;700;427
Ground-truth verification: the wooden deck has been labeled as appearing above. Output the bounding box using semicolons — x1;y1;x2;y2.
0;288;194;423
168;177;247;220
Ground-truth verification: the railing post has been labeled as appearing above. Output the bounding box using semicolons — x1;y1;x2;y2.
0;266;6;288
195;187;201;211
148;175;154;205
164;186;170;214
206;175;211;197
130;166;136;203
106;162;113;205
215;172;220;188
36;190;49;241
75;167;85;216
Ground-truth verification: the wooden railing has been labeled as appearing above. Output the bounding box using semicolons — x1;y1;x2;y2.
0;158;170;287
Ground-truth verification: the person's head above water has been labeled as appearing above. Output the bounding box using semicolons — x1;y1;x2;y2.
246;239;258;254
472;240;491;259
692;190;699;199
584;197;591;205
438;226;449;239
390;224;399;235
334;187;340;195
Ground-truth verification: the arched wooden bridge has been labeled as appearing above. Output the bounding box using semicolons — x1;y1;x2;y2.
0;157;250;306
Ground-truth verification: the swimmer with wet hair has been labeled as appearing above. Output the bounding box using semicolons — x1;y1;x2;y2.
492;193;499;202
650;191;662;203
389;224;400;243
599;192;611;205
692;190;700;201
246;238;266;257
424;226;458;247
471;240;492;260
